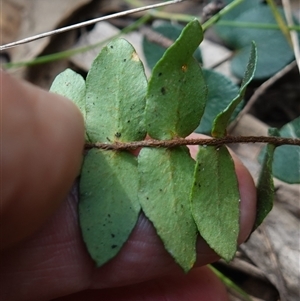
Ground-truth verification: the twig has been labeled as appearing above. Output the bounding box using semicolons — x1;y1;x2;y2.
140;27;174;48
0;0;185;51
282;0;300;73
229;61;297;131
202;0;244;30
201;1;225;24
85;136;300;151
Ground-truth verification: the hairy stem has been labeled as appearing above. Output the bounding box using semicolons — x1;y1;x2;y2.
85;136;300;151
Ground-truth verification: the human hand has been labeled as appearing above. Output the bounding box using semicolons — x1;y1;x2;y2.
0;70;256;301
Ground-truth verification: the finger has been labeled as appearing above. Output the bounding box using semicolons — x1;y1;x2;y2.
0;137;255;300
53;266;228;301
0;71;85;250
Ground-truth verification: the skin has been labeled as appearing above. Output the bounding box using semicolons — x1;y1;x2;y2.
0;70;257;301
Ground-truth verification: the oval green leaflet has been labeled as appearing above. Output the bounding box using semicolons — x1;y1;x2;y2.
50;68;86;118
212;42;257;137
138;146;197;272
79;149;140;267
191;145;240;262
146;19;207;140
85;39;148;143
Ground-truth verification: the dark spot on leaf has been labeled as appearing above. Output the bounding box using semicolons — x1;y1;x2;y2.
87;228;90;231
110;45;113;49
146;197;149;200
111;245;118;249
161;87;166;95
123;58;127;62
111;234;115;238
103;224;106;227
127;120;131;123
158;72;162;77
108;214;111;218
115;132;121;138
106;137;111;142
159;189;162;192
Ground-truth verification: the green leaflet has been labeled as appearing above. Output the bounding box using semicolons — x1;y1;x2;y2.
215;3;296;79
138;147;197;272
146;19;207;140
79;149;140;267
215;0;261;27
49;68;89;141
85;39;147;143
191;145;240;262
254;128;278;229
212;42;257;137
50;68;86;119
142;21;202;70
259;118;300;184
272;117;300;183
195;69;242;135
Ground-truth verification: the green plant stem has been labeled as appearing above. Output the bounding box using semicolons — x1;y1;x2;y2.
3;14;151;69
217;20;300;31
85;136;300;151
209;265;252;301
265;0;292;46
202;0;244;30
124;0;194;22
124;0;142;7
151;0;246;29
149;10;300;32
149;10;196;22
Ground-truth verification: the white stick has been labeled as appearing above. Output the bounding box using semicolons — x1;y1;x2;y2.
0;0;185;51
282;0;300;73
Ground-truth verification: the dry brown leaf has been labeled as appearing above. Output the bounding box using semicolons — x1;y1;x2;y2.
0;0;22;46
241;207;299;301
71;21;149;75
231;114;300;301
5;0;91;64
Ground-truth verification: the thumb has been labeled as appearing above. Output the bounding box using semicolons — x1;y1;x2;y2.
1;71;85;250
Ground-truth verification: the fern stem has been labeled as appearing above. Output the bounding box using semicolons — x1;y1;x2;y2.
202;0;244;31
85;136;300;151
